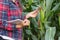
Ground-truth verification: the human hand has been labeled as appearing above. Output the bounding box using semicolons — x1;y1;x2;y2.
23;19;30;26
26;7;41;19
16;19;30;28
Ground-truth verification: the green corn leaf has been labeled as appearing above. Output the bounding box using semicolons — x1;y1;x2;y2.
58;37;60;40
28;0;33;5
46;0;54;11
59;16;60;26
25;29;32;35
52;3;60;12
31;34;38;40
31;18;38;28
46;0;55;19
45;26;56;40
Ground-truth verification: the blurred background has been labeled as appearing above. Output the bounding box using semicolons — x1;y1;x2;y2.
20;0;60;40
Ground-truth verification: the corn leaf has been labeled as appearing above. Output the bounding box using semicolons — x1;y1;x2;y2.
45;26;56;40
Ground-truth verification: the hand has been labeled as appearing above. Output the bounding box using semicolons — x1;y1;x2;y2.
7;19;30;28
16;19;30;28
16;23;23;28
26;7;41;19
14;20;24;28
23;19;30;26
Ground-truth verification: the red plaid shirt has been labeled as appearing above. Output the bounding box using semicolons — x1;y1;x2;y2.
0;0;24;40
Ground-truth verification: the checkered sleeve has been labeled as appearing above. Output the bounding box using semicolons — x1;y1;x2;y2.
0;0;10;27
0;0;24;30
0;0;23;40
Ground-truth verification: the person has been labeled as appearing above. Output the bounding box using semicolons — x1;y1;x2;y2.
0;0;40;40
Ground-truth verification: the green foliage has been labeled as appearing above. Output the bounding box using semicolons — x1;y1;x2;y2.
20;0;60;40
45;24;56;40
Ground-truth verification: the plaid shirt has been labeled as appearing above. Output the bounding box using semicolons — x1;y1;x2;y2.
0;0;24;40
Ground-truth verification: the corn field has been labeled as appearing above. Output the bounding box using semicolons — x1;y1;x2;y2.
20;0;60;40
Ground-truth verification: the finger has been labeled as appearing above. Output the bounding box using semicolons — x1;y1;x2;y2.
26;14;31;19
12;0;16;2
23;21;30;26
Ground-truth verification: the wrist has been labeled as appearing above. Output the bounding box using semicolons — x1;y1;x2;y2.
16;23;23;28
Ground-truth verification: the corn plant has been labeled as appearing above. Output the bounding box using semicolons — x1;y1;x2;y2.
20;0;60;40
